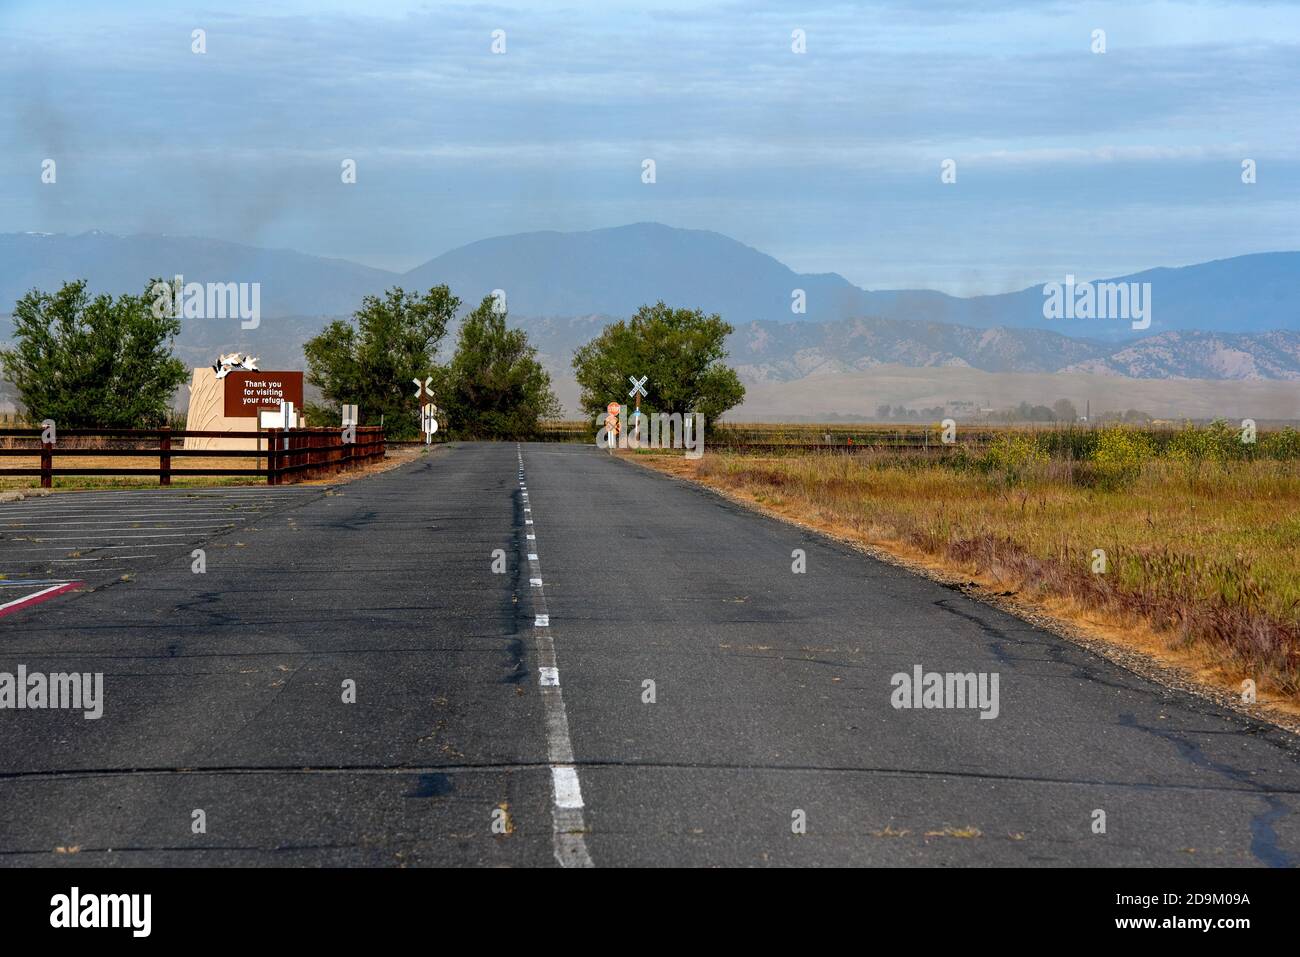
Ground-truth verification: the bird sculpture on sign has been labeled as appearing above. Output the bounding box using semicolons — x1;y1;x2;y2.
211;353;260;380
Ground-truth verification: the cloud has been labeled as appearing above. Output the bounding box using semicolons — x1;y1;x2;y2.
0;0;1296;286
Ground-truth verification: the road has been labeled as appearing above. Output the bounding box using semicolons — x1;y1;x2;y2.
2;442;1298;866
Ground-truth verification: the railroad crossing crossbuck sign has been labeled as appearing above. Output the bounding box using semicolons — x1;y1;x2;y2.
628;375;648;437
414;377;439;442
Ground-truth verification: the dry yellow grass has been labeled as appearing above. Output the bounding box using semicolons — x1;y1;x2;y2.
630;447;1300;710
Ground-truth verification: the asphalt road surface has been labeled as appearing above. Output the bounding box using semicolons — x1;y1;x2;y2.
2;442;1298;866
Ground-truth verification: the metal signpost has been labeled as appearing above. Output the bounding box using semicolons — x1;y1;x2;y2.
628;375;648;443
604;402;620;452
413;377;439;443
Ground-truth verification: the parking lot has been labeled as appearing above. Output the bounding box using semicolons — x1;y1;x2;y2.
0;487;322;613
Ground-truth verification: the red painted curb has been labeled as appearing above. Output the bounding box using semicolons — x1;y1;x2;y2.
0;582;82;619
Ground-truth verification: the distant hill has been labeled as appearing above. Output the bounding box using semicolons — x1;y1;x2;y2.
4;226;1296;338
402;222;873;323
0;231;396;318
1060;329;1300;380
522;317;1300;384
403;224;1299;337
2;226;1298;392
909;252;1300;339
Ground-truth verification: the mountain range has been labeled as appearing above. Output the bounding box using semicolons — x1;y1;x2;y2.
1;225;1298;393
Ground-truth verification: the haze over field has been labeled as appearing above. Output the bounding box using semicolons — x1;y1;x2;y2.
2;0;1296;420
2;225;1297;420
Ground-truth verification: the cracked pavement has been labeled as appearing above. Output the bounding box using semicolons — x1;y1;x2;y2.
1;442;1298;866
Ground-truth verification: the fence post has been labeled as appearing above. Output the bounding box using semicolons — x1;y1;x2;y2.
40;439;52;489
267;428;279;485
159;425;171;486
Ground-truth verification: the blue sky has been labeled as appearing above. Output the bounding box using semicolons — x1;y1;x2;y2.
2;0;1297;293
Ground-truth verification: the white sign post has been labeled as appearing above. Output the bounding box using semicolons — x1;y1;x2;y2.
414;376;439;443
628;375;648;443
341;404;358;446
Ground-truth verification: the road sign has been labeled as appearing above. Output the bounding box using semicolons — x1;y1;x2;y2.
627;376;648;442
421;402;439;442
413;377;434;401
603;404;619;449
222;371;304;417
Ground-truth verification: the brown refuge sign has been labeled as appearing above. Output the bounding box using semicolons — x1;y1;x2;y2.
222;371;305;417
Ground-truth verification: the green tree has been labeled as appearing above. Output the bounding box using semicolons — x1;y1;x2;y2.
1052;398;1079;422
0;279;187;428
571;302;744;424
304;286;458;439
434;296;560;439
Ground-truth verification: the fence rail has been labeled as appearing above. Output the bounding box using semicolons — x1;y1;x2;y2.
0;426;385;487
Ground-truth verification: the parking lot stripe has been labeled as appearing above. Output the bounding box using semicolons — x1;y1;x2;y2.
0;581;80;619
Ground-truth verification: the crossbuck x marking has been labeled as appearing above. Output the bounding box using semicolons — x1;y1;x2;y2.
628;375;648;399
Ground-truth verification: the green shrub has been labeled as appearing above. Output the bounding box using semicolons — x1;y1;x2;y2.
1166;419;1249;467
1091;426;1153;488
980;433;1048;485
1259;427;1300;460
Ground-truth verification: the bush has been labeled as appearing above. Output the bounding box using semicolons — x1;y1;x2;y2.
1167;419;1246;467
1038;425;1098;461
303;285;457;440
1;279;188;428
433;295;560;439
1091;426;1153;488
980;433;1048;485
1259;427;1300;460
571;302;744;425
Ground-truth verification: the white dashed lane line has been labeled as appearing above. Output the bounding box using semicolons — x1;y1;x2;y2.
517;443;593;868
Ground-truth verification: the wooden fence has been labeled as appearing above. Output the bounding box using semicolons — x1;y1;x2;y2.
0;426;385;488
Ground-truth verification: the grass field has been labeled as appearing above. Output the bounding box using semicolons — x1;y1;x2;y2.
632;421;1300;710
